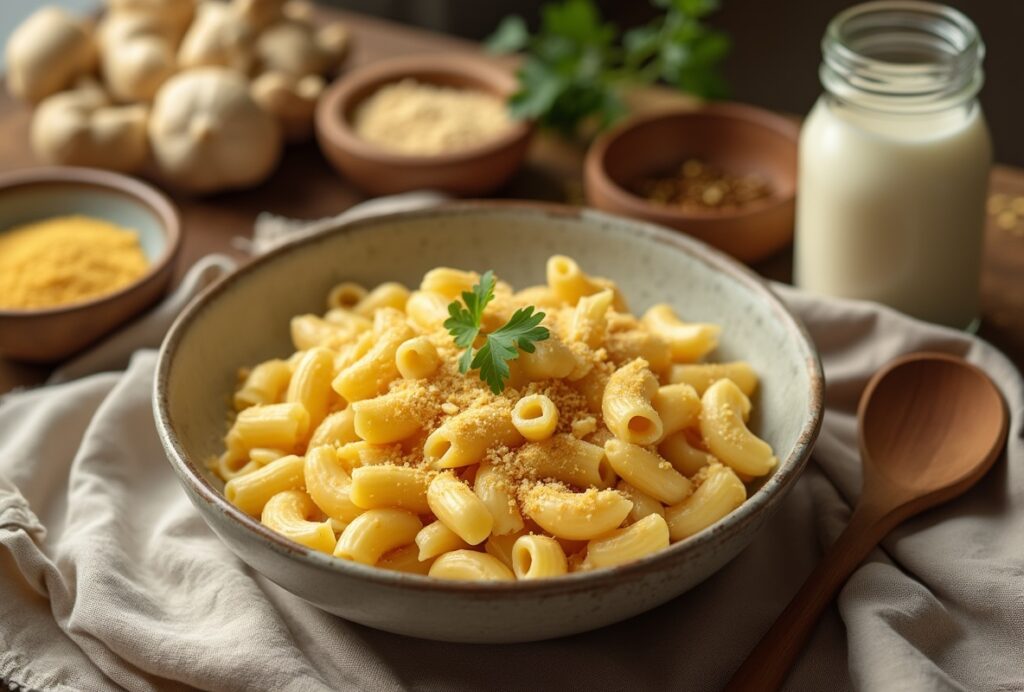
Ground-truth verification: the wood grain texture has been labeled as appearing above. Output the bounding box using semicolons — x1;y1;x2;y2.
725;353;1008;692
0;5;1022;392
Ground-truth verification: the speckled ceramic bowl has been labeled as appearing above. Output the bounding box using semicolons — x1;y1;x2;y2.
154;203;822;643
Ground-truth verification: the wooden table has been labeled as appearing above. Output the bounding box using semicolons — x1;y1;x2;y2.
1;7;1023;393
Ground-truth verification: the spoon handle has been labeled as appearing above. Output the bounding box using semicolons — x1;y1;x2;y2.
724;504;896;692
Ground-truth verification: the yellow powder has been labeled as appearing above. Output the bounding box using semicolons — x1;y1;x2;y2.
0;215;148;310
352;78;513;156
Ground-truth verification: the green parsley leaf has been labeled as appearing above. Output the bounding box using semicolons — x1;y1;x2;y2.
508;59;565;121
445;273;550;393
485;0;730;136
472;306;550;394
541;0;614;47
486;16;530;54
443;270;496;374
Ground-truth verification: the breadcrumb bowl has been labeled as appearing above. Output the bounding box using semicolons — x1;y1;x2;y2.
154;203;823;643
584;104;799;264
314;54;534;196
0;167;180;362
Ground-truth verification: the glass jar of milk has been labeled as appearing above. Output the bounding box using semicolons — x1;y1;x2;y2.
795;1;991;329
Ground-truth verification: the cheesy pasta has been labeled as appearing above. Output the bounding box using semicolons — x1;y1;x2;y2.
213;257;777;580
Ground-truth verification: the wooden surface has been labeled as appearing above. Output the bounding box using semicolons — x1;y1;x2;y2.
1;7;1023;392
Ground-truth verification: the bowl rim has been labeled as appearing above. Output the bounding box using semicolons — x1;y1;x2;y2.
0;166;182;318
584;102;800;222
154;201;823;595
315;52;534;167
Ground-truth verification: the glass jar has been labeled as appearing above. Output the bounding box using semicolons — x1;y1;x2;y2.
794;1;991;329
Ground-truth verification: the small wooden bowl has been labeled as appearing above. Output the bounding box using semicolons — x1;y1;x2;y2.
0;167;181;363
315;53;533;196
584;103;799;264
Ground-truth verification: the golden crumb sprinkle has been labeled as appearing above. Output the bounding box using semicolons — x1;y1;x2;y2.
216;259;775;580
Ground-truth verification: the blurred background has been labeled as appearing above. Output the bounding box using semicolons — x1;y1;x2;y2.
2;0;1021;164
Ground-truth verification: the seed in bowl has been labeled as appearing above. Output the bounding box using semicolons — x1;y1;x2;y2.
0;215;148;310
632;158;773;211
212;257;778;580
351;78;513;156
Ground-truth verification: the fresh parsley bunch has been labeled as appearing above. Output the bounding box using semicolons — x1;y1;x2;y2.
486;0;730;136
444;271;550;394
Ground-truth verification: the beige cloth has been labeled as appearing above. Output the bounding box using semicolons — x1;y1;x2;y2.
1;214;1022;691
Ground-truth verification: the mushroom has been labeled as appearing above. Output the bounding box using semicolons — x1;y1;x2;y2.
148;67;282;194
254;18;349;77
5;7;96;104
178;1;255;73
233;0;288;31
97;12;177;102
30;80;149;172
251;71;324;141
236;0;322;30
105;0;197;38
282;0;315;23
316;22;351;69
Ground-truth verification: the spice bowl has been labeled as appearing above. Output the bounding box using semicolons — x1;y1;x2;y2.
0;167;181;362
315;53;534;196
584;103;799;264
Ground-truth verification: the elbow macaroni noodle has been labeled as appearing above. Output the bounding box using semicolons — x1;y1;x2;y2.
213;257;776;580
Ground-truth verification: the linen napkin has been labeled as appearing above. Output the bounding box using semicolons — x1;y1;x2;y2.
1;205;1022;692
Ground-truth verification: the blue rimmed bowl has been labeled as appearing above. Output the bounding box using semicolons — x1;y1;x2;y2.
0;166;180;362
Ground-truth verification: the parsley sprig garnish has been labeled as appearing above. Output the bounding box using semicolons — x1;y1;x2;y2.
444;270;550;394
486;0;730;138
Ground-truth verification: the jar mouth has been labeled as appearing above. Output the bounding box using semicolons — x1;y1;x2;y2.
821;1;984;113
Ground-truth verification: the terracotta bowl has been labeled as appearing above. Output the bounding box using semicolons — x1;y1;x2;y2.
315;53;533;196
154;202;823;643
0;167;181;362
584;103;799;264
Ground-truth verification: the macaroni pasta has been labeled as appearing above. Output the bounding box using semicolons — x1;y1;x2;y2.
213;257;776;580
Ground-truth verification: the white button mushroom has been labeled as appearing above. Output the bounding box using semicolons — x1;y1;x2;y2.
255;18;349;77
148;67;283;194
251;71;324;142
105;0;197;38
234;0;289;32
178;2;255;73
30;80;149;172
281;0;315;23
5;7;96;104
97;12;178;103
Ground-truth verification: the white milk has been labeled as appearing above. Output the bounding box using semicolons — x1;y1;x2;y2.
794;2;991;329
796;99;991;327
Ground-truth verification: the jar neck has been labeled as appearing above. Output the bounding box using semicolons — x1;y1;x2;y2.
820;1;984;115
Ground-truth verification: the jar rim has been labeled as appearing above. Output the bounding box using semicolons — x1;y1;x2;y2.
821;1;984;113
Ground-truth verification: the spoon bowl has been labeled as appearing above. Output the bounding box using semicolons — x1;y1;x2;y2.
727;351;1008;692
859;352;1007;498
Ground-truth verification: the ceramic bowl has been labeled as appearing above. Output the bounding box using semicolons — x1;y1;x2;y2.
315;53;533;196
0;167;181;362
584;103;799;264
154;203;822;643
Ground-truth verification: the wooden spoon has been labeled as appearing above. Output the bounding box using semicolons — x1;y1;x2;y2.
726;352;1008;692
